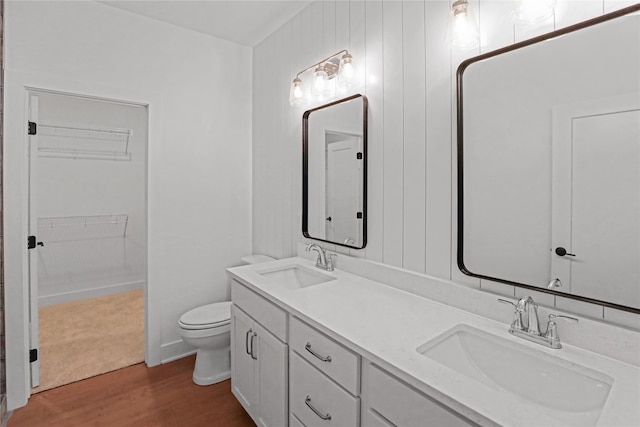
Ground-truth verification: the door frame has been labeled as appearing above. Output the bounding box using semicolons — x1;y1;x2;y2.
4;70;162;410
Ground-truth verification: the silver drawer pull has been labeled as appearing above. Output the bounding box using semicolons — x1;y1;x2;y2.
245;329;253;355
305;395;332;420
305;342;332;362
250;332;258;360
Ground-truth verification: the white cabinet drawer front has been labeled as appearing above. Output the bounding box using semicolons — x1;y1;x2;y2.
290;316;360;395
231;280;287;342
290;352;360;427
367;365;477;427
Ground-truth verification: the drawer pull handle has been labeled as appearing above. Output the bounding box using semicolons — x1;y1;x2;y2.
250;332;258;360
305;395;332;420
245;329;253;355
305;342;332;362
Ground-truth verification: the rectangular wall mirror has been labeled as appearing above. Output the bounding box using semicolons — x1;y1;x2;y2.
457;5;640;314
303;94;368;249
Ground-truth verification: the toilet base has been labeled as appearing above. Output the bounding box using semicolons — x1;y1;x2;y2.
192;347;231;386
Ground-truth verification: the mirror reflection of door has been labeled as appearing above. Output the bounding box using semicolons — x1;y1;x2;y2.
552;93;640;307
325;132;362;245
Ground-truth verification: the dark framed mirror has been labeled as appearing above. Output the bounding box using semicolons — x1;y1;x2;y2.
457;5;640;314
303;94;367;249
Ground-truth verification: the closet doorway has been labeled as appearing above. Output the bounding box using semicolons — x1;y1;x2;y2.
27;90;148;392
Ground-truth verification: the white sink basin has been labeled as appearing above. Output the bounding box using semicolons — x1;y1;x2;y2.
257;265;336;290
418;325;613;426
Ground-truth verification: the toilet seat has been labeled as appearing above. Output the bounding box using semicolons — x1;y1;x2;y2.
179;301;231;330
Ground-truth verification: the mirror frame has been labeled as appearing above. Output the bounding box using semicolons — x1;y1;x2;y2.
302;93;368;249
456;4;640;315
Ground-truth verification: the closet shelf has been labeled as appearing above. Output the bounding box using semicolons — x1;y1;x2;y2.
38;123;132;160
38;214;129;242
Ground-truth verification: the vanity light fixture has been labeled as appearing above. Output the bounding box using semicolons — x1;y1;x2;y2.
513;0;556;24
289;50;355;106
448;0;480;50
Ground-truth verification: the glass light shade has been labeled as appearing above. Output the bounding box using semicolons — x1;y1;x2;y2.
447;0;479;50
337;52;355;94
311;65;329;97
513;0;556;24
289;77;305;106
339;53;354;81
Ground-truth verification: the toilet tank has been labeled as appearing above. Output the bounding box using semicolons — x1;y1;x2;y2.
240;254;276;265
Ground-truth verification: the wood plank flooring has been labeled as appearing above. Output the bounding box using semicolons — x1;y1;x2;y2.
8;355;256;427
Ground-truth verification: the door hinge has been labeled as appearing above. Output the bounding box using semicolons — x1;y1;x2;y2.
356;152;363;160
356;212;363;219
30;349;38;363
28;121;37;135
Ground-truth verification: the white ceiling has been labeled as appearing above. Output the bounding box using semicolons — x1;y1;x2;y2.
98;0;312;47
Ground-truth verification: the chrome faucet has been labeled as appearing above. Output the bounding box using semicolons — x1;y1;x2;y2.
305;243;336;271
499;296;578;349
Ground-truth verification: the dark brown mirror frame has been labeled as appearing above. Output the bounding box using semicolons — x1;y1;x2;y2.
456;4;640;315
302;94;368;249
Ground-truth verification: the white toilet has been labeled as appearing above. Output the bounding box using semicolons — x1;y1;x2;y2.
178;254;275;386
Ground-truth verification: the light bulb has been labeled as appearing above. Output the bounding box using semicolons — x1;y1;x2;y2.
339;52;354;81
447;0;479;50
513;0;556;24
311;65;329;97
289;77;305;106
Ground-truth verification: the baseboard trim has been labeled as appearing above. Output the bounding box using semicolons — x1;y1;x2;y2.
160;339;196;364
39;280;144;307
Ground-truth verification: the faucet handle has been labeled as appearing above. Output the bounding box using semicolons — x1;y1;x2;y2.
327;253;337;271
498;298;524;331
497;298;516;307
548;313;579;323
544;313;578;348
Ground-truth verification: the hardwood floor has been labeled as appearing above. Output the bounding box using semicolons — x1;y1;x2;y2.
8;355;256;427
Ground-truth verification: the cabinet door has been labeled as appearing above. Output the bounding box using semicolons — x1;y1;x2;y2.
255;322;288;427
231;305;256;416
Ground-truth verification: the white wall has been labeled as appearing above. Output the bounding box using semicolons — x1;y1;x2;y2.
251;1;638;308
4;0;252;409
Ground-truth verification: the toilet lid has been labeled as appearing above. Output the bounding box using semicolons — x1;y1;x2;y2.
179;301;231;329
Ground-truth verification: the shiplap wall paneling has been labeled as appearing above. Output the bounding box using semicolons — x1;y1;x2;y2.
382;0;405;268
252;0;636;287
364;0;385;264
402;0;427;274
425;0;454;279
450;0;482;288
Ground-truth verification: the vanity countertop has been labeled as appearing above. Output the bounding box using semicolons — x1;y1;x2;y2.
227;257;640;427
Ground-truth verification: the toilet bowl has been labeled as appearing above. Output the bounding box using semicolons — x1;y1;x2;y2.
178;254;275;386
178;301;232;386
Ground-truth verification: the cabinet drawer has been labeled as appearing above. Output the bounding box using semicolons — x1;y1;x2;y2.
290;316;360;395
367;364;476;427
290;352;360;427
231;280;287;342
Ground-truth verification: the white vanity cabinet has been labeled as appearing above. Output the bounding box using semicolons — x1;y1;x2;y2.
288;316;361;426
231;280;288;427
362;362;478;427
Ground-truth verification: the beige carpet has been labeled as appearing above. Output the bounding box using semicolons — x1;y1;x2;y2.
32;289;144;393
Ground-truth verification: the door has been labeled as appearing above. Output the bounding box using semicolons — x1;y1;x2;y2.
231;305;256;416
325;135;361;245
552;93;640;307
255;322;288;427
28;94;41;387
